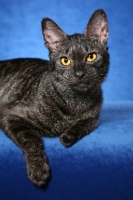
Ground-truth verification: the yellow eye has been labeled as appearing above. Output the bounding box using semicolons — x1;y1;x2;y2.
61;57;71;66
86;53;97;62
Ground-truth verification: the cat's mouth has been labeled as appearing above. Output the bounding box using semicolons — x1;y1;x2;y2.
72;81;94;92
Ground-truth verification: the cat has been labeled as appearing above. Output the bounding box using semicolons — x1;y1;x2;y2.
0;9;109;187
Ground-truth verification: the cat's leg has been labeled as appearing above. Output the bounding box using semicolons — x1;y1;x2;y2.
60;118;98;147
3;115;50;187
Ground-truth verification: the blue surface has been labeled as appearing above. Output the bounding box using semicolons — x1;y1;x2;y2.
0;102;133;200
0;0;133;101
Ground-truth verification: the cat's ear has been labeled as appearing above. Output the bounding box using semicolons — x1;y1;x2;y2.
41;18;68;52
84;9;108;44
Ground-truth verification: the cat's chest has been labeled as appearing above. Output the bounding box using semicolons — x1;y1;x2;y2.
49;99;91;134
55;94;91;126
66;103;90;120
43;83;92;120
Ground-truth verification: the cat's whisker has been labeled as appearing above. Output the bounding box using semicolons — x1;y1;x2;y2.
103;81;127;96
108;71;131;83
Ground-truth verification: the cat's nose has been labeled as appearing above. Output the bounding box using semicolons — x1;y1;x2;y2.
75;71;85;79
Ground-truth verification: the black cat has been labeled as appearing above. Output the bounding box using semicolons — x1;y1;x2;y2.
0;9;109;187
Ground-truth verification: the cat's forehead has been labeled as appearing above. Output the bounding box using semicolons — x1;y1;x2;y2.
65;34;103;53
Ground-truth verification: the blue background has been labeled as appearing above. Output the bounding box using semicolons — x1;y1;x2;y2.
0;0;133;101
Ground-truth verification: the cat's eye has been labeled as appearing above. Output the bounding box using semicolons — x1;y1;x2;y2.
86;53;97;62
61;57;71;66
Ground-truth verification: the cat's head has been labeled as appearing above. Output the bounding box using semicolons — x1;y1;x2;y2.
41;9;109;93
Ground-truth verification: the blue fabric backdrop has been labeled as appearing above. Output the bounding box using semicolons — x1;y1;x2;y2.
0;1;133;200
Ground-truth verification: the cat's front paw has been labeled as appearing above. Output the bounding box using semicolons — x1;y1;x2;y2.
60;132;76;147
27;158;50;187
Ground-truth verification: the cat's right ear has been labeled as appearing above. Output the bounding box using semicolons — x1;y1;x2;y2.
41;18;68;52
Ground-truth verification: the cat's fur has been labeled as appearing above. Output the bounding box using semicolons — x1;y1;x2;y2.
0;9;109;187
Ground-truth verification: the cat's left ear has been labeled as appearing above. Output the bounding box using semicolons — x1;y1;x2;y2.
84;9;108;45
41;18;68;52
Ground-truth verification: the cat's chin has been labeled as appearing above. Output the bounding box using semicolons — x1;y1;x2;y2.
72;82;93;93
